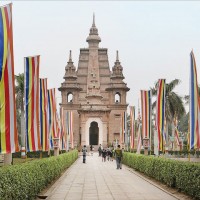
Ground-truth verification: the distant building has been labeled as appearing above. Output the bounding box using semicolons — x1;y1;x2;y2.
59;16;129;148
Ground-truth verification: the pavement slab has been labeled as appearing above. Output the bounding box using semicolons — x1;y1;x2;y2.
44;152;180;200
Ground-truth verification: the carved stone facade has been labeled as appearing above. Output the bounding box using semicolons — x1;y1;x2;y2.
59;16;129;148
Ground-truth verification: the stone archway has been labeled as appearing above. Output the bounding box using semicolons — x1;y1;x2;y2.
89;122;99;145
85;118;103;146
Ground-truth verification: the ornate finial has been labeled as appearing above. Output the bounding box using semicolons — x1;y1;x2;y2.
69;50;72;62
92;13;95;27
116;50;119;61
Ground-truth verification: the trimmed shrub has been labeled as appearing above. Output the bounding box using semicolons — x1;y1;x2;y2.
123;152;200;199
0;150;78;200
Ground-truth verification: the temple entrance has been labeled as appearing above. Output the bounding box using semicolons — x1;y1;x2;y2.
89;122;99;145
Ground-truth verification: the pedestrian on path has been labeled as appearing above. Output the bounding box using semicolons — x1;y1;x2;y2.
114;144;123;169
98;144;102;156
90;145;93;156
102;148;107;162
82;145;87;163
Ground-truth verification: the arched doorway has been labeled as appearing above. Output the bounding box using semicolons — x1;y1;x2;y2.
89;122;99;145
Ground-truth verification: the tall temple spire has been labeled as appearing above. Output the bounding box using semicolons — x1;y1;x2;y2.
86;14;101;47
116;50;119;62
92;13;95;27
69;50;72;62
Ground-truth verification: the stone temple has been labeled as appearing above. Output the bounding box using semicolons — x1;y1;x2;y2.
59;16;129;148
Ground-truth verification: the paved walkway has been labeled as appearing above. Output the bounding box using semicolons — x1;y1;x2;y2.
44;152;178;200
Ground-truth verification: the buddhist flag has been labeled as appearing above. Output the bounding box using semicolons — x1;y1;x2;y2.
189;51;200;149
25;56;40;152
129;106;135;149
136;124;142;154
174;116;180;146
66;111;73;149
156;79;166;151
48;88;57;149
121;111;127;145
39;78;48;151
0;4;19;153
60;107;67;150
141;90;152;148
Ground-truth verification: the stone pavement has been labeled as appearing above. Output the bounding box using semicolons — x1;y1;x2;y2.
44;152;178;200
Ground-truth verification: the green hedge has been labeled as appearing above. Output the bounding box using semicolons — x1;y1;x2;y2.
12;150;68;158
123;152;200;199
0;150;78;200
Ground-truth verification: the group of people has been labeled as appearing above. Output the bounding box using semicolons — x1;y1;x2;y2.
100;147;114;162
82;144;123;169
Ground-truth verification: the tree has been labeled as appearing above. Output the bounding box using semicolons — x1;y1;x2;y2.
15;73;25;153
184;86;200;104
151;79;186;146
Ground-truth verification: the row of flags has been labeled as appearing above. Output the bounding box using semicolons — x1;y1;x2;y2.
24;56;74;153
1;4;199;155
124;50;200;152
0;4;74;154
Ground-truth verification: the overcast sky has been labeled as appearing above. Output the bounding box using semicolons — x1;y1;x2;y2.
1;1;200;113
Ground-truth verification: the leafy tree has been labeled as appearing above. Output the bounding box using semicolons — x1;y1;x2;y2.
151;79;186;145
15;73;25;149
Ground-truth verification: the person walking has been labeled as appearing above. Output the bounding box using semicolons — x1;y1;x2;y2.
102;148;107;162
98;144;102;157
90;145;93;156
82;145;87;163
114;144;123;169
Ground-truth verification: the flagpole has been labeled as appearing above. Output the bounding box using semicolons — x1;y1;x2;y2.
188;118;190;162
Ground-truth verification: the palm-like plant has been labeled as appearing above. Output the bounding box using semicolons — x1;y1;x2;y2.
15;73;25;150
151;79;186;145
184;86;200;104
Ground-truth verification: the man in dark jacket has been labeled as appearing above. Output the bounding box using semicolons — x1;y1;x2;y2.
114;145;123;169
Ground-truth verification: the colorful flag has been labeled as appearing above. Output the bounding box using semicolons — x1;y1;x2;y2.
121;111;127;145
156;79;166;151
66;111;73;149
189;51;200;149
39;78;48;151
0;4;19;154
48;88;57;149
25;56;40;152
60;107;67;150
129;106;135;149
136;124;142;154
141;90;152;148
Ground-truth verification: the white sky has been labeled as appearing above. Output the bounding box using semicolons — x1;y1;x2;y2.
1;1;200;113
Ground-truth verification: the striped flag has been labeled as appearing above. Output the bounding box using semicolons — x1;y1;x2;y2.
129;106;135;149
121;111;127;145
136;106;142;153
141;90;152;149
174;116;180;146
39;78;48;151
0;4;19;154
156;79;166;152
24;56;40;152
136;124;142;154
66;111;73;149
60;107;67;150
189;51;200;149
48;89;57;149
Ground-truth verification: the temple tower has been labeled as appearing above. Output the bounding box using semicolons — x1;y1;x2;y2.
59;15;129;148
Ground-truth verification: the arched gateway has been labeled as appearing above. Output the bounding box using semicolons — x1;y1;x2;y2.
89;122;99;145
59;15;129;148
